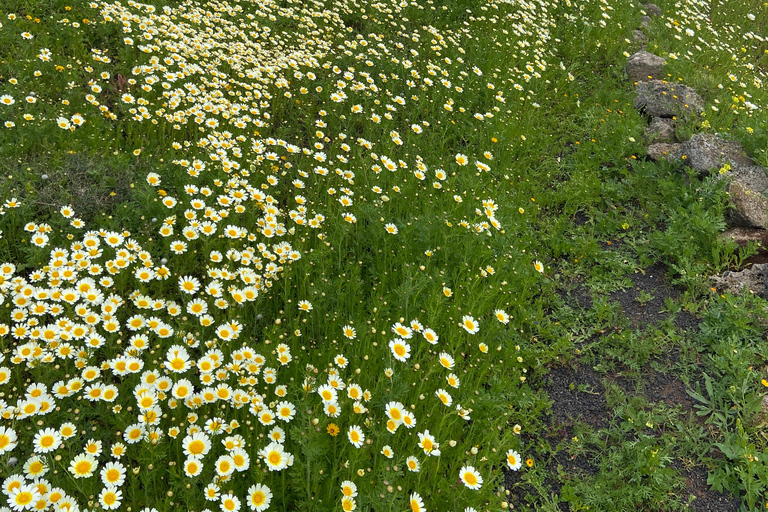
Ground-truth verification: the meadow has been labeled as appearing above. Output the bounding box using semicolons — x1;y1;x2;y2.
0;0;767;510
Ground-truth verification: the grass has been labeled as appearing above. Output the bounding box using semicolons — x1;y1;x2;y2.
0;0;767;510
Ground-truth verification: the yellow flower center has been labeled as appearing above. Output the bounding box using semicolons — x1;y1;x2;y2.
75;461;92;475
188;440;205;455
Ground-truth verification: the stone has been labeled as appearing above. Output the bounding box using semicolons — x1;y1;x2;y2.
643;3;661;16
634;80;704;118
718;166;768;194
632;30;648;45
640;15;652;28
710;263;768;297
646;142;681;162
644;117;675;143
718;167;768;229
726;182;768;229
673;133;754;173
625;51;666;82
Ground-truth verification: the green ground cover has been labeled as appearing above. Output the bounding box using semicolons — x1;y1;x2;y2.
0;0;767;510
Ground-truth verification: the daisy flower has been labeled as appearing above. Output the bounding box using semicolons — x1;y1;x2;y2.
494;309;510;324
389;339;411;362
259;441;289;471
435;388;453;407
341;480;358;498
342;325;356;339
406;456;420;472
423;328;439;344
59;205;75;218
9;484;40;511
23;455;47;478
459;466;483;490
534;260;544;273
402;410;417;429
276;401;296;422
215;455;236;477
341;496;356;511
220;493;241;512
69;453;98;478
204;483;220;502
439;352;455;369
418;430;439;455
324;401;341;418
506;449;522;471
184;457;203;477
247;483;272;511
232;448;250;471
392;322;412;339
99;485;123;510
258;408;276;426
385;401;405;423
384;223;398;234
347;425;365;448
410;493;426;512
381;445;394;458
298;300;313;311
32;427;61;453
179;276;201;294
170;240;188;254
111;443;126;459
60;423;77;439
84;439;103;457
101;461;126;486
182;432;211;458
317;384;338;403
461;315;479;334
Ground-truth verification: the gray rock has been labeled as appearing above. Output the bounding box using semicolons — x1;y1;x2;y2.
632;30;648;45
640;15;652;27
644;117;675;143
643;3;662;16
647;142;682;162
626;51;666;82
718;166;768;229
718;166;768;194
726;182;768;229
634;80;704;118
711;263;768;297
673;133;754;173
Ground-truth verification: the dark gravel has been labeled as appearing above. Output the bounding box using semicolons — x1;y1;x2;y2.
545;364;609;429
608;263;679;327
683;465;741;512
